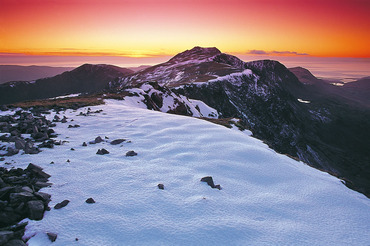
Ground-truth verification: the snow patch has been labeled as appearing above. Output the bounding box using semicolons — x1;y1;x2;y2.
298;98;311;104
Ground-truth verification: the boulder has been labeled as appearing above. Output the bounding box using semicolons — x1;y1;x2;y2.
126;150;137;157
0;231;14;245
9;192;35;205
27;200;44;220
34;192;51;203
96;148;109;155
85;198;95;204
27;163;51;179
54;200;70;209
14;138;26;150
94;136;104;143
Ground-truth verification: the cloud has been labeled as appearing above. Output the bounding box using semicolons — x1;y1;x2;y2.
247;50;269;55
246;50;309;56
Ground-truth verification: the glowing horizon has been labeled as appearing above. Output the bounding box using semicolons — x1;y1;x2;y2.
1;0;370;60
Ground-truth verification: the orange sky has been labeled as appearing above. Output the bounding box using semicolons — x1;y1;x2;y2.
1;0;370;59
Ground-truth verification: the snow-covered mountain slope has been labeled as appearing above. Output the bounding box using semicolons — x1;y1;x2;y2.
1;100;369;245
115;82;218;118
110;47;245;87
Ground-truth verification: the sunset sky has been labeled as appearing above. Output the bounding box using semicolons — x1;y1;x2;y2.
1;0;370;66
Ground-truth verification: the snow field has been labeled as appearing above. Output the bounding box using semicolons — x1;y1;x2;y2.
1;99;369;245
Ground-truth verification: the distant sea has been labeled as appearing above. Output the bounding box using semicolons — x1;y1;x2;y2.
0;54;369;82
239;55;370;82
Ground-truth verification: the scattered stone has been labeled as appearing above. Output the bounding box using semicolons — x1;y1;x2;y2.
110;139;125;145
82;142;87;147
0;157;5;161
157;184;164;190
105;136;109;139
200;176;221;190
27;200;44;220
68;124;80;128
96;149;109;155
47;232;57;242
54;200;70;209
85;198;95;204
126;150;137;157
94;136;104;143
61;116;68;123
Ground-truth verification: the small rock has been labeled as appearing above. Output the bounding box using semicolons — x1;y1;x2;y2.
54;200;69;209
66;159;70;163
200;176;221;190
110;139;126;145
50;161;54;164
94;136;104;143
96;148;109;155
70;148;75;151
82;142;87;147
85;198;95;204
125;150;137;157
61;116;67;123
47;232;57;242
157;184;164;190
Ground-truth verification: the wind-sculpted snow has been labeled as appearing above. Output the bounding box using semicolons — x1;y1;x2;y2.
0;100;369;245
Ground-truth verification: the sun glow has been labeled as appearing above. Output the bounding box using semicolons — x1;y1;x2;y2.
1;0;369;61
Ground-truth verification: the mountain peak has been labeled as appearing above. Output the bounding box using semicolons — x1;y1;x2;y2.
169;46;221;63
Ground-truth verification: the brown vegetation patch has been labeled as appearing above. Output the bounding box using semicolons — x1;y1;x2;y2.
200;117;248;131
8;94;104;110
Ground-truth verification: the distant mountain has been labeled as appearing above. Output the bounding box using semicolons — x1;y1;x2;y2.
289;67;323;85
0;64;134;104
0;65;74;84
289;67;370;108
111;46;245;88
